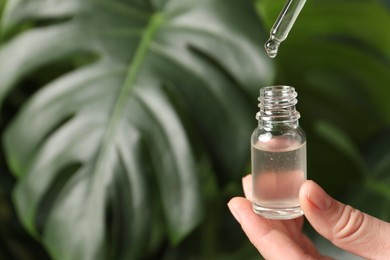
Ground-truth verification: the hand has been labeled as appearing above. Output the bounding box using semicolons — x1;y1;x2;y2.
228;175;390;260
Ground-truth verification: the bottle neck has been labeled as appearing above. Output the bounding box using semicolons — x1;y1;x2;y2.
258;119;299;130
256;85;300;130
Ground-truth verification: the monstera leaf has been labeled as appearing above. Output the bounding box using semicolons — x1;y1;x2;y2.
0;0;273;259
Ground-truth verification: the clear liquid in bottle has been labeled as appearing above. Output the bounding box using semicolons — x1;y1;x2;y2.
252;138;306;219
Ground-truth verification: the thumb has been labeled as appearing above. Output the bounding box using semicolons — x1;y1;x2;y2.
300;180;390;259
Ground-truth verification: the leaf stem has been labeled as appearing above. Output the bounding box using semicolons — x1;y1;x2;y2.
93;12;163;186
121;13;163;99
108;11;163;134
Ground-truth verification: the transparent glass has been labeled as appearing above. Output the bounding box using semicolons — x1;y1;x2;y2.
251;86;306;219
265;0;307;58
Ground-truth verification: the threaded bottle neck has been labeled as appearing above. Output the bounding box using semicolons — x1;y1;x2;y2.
256;86;300;127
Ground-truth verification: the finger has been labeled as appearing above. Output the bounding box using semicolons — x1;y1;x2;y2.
300;234;330;259
228;197;315;260
241;174;305;241
242;174;252;200
282;216;304;236
300;180;390;259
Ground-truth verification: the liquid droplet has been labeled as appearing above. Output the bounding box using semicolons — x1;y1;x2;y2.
264;38;280;59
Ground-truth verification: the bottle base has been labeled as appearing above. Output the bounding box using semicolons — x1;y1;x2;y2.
252;203;303;220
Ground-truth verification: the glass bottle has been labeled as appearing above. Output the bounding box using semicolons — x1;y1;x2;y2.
251;86;306;219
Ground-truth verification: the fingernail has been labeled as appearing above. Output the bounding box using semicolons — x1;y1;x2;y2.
306;181;332;211
227;201;242;223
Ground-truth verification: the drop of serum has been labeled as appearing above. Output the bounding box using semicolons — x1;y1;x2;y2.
264;0;307;58
264;37;280;59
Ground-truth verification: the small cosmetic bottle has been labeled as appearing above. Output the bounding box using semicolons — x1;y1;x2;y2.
251;86;306;219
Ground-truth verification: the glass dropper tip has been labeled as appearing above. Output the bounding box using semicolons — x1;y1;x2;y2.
264;37;280;58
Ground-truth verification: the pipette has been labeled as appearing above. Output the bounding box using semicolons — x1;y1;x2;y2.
265;0;307;58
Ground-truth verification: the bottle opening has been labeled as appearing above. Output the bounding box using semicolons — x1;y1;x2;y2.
257;86;300;123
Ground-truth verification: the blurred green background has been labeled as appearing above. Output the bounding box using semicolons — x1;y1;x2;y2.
0;0;390;259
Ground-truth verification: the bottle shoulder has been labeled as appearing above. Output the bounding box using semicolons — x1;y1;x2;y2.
252;124;305;136
251;125;306;149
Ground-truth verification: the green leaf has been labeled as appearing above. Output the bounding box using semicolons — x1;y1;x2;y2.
379;0;390;10
352;130;390;222
314;120;365;171
0;0;273;259
363;130;390;179
342;131;390;222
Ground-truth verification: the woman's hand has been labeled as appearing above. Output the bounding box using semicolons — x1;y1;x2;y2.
228;175;390;259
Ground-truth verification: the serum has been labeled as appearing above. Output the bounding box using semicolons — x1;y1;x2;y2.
251;86;306;219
